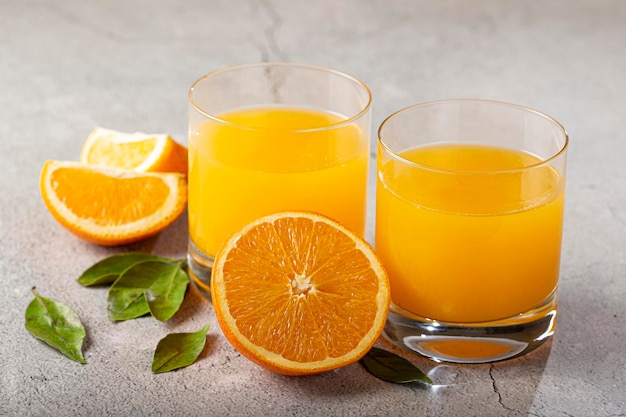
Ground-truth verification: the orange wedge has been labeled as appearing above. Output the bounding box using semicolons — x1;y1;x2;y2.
40;160;187;246
211;211;390;376
79;127;188;175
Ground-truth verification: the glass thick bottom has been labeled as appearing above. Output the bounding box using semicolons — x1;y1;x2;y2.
383;292;558;363
187;239;214;300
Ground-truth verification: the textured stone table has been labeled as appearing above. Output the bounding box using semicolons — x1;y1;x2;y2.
1;1;624;416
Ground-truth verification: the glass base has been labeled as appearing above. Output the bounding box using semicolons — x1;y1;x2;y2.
383;293;558;364
187;240;214;300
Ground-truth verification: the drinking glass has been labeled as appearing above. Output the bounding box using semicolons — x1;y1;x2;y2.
376;99;568;363
187;63;372;291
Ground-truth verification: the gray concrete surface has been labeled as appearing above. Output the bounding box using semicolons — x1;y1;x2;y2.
1;1;624;416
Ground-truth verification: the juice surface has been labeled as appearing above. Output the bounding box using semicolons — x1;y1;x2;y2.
189;107;369;259
376;144;565;323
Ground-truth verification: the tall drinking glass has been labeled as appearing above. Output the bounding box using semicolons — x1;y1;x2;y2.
188;63;372;291
376;99;568;363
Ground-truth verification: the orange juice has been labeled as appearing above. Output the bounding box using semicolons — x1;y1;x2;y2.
189;106;369;259
375;144;565;323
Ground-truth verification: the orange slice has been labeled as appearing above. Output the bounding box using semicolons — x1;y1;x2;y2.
40;160;187;246
79;127;188;175
211;211;390;376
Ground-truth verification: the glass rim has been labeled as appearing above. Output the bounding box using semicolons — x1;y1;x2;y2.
377;98;569;175
188;62;372;133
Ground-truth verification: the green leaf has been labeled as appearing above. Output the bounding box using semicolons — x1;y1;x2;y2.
25;288;86;364
145;261;189;322
107;261;162;321
360;347;431;384
107;260;189;322
152;325;210;373
78;253;170;286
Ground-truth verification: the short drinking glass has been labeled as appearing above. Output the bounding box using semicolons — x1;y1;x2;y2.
188;63;372;291
376;99;568;363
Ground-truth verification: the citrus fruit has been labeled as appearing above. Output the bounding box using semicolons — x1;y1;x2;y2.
79;127;188;175
40;160;187;246
210;211;390;376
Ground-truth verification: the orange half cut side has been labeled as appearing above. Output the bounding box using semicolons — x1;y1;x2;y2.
211;211;390;376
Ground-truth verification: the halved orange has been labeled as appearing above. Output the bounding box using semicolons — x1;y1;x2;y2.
79;127;188;175
211;211;390;376
40;160;187;246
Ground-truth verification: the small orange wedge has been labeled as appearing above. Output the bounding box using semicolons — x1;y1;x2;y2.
40;160;187;246
211;211;390;376
79;127;188;175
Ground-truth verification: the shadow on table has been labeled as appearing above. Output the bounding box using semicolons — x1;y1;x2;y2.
127;209;189;258
420;339;552;415
266;337;552;415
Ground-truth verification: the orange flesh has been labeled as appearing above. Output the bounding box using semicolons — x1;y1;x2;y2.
220;216;382;362
50;167;169;226
85;138;158;169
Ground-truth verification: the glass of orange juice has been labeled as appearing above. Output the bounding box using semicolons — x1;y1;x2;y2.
187;63;372;291
376;99;568;363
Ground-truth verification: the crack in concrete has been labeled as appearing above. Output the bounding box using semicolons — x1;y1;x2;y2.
489;364;521;415
257;0;287;61
608;204;626;227
527;411;577;417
